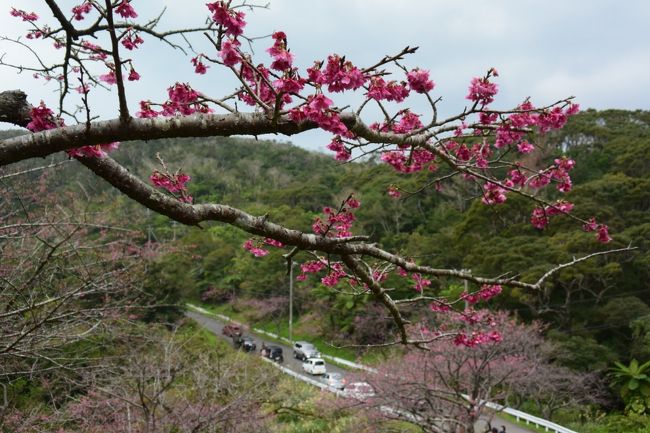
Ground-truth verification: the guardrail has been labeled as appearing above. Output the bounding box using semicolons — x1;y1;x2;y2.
187;303;578;433
484;401;577;433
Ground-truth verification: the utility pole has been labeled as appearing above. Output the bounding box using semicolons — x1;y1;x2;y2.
289;262;294;344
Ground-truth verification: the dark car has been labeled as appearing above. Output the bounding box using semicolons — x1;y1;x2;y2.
261;345;284;363
241;336;256;352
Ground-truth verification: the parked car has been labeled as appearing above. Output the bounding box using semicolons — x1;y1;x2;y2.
302;358;326;375
222;323;243;338
322;372;345;390
293;341;320;361
261;345;284;363
344;382;375;400
240;336;256;352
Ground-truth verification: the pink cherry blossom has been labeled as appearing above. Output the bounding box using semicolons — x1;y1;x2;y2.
267;31;294;71
388;185;401;198
300;260;326;274
243;239;269;257
481;182;507;205
26;101;62;132
326;137;351;161
115;1;137;19
430;301;451;312
71;2;93;21
406;68;435;93
67;142;120;158
121;31;144;50
596;224;612;243
264;238;284;248
582;217;599;232
479;112;498;125
367;77;409;102
150;171;191;193
530;207;549;229
127;68;140;81
517;140;534;153
191;56;209;74
99;71;117;85
137;100;159;118
9;8;38;21
320;54;367;92
219;39;242;67
466;76;498;105
207;1;246;37
583;219;612;243
412;273;431;292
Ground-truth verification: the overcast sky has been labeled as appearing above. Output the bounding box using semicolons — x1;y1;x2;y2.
1;0;649;151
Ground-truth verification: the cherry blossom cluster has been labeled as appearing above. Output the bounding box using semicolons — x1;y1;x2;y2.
242;239;269;257
295;259;327;281
412;273;432;293
114;1;137;19
71;2;93;21
406;68;435;93
207;1;246;37
9;7;38;21
320;262;348;287
466;72;499;105
26;101;120;158
530;200;574;229
26;101;63;132
583;218;613;243
149;170;193;203
137;83;210;118
454;330;503;347
381;148;436;174
122;28;144;51
461;284;503;305
267;31;294;72
312;195;361;237
241;237;285;257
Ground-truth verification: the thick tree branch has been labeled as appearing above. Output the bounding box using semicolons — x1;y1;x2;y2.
76;155;630;294
0;111;352;165
0;90;31;127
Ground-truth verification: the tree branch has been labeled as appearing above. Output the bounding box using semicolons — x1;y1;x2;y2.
0;90;31;127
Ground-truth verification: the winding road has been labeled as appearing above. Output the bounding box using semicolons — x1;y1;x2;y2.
187;310;535;433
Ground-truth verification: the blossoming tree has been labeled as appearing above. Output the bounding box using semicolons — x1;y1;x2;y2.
0;1;633;346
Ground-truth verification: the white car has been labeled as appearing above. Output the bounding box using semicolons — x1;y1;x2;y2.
344;381;375;400
322;372;346;390
293;341;320;361
302;358;326;375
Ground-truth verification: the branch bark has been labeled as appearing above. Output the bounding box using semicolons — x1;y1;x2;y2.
0;90;31;128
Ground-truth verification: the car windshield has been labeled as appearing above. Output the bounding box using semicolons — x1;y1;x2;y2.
315;361;324;366
329;373;342;380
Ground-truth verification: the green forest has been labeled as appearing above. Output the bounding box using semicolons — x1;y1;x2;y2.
2;109;649;432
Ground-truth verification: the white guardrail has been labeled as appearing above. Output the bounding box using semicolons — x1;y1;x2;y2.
186;303;578;433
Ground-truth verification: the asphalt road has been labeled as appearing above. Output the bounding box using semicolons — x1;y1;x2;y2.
187;310;535;433
186;310;350;383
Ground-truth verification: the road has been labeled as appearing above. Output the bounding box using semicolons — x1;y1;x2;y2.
187;310;535;433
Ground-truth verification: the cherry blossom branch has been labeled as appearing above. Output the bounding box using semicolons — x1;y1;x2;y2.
0;111;346;165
